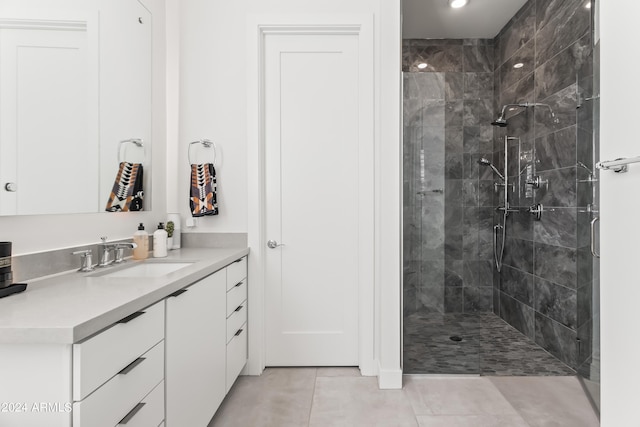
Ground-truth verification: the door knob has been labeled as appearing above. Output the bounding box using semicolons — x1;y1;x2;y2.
267;240;283;249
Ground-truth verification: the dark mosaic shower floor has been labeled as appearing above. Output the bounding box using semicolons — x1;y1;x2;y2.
404;312;576;376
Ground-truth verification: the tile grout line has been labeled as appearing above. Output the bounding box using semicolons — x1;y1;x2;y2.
306;368;319;427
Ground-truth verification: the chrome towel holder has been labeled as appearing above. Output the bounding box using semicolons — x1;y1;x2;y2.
188;139;217;165
118;138;144;163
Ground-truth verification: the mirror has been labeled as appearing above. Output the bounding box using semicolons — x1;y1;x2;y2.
0;0;151;216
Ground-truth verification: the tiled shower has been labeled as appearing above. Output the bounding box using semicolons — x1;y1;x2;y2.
403;0;599;394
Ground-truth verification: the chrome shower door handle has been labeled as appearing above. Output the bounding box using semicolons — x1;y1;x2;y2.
590;217;600;258
267;240;283;249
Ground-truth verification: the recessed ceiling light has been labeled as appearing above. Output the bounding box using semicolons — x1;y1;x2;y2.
417;63;428;69
449;0;469;9
585;2;591;9
513;63;524;69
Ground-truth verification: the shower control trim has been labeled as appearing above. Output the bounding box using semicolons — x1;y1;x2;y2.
527;204;544;221
526;176;548;190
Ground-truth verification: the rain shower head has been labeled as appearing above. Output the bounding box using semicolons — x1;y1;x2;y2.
491;103;531;127
491;116;508;127
478;157;505;181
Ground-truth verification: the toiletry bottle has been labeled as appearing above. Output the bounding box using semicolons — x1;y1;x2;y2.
132;223;149;260
153;222;168;258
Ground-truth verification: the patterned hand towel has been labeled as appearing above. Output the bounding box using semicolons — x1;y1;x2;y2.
105;162;144;212
190;163;218;216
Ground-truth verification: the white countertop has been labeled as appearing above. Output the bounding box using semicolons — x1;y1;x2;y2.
0;247;249;345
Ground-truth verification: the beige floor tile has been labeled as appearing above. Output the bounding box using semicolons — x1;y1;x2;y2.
316;367;361;377
416;414;530;427
309;376;418;427
404;377;518;416
489;376;600;427
209;368;317;427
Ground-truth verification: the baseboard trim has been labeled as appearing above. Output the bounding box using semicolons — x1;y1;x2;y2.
377;362;403;389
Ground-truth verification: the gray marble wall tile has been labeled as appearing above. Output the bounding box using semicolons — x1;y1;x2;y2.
404;72;446;100
463;99;493;126
420;203;445;260
445;153;463;179
445;232;463;260
445;101;464;127
404;261;419;315
535;242;578;289
576;211;592;248
536;167;577;207
478;181;495;207
535;126;577;171
402;41;411;72
535;34;591;101
576;127;593;171
499;39;535;91
463;260;494;287
506;209;534;241
534;84;579;137
462;153;480;179
445;179;463;207
412;39;464;47
417;260;446;313
534;277;577;330
445;127;464;152
421;101;446;127
445;73;464;100
500;292;535;338
463;46;494;73
503;237;534;273
576;245;593;289
464;73;493;99
462;180;479;206
534;208;577;248
500;265;534;305
463;287;493;312
445;258;464;287
497;1;536;67
463;38;494;46
445;286;464;313
503;109;534;140
534;312;578;367
500;72;535;107
535;0;590;67
413;45;463;72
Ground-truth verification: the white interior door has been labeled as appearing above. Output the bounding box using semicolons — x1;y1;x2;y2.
264;32;363;366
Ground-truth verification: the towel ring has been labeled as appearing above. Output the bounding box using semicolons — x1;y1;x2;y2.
188;139;217;165
118;138;144;163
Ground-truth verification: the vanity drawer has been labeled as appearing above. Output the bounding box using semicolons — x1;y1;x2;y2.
73;300;165;401
226;279;247;317
226;257;247;291
226;301;247;344
73;340;164;427
116;380;164;427
226;324;247;393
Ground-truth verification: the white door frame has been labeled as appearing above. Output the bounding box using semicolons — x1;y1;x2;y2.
246;14;376;377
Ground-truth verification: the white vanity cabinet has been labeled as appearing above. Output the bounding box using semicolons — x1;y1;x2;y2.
165;269;226;427
165;255;248;426
72;300;166;427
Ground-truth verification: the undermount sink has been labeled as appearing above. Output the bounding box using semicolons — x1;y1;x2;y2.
91;261;194;278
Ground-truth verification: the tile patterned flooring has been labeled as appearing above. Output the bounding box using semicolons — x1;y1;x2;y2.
404;312;576;375
208;368;600;427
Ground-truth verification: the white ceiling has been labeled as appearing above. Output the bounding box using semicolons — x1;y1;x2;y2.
403;0;528;39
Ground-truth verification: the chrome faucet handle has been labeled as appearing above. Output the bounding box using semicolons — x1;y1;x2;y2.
98;237;116;267
72;250;94;272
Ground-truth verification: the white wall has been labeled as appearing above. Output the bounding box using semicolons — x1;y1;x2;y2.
599;2;640;425
174;0;402;385
0;0;168;255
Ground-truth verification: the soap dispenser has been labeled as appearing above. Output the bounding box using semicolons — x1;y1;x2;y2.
132;223;149;260
153;223;168;258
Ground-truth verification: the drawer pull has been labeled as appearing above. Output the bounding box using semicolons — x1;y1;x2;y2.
234;258;242;263
118;402;146;425
117;311;145;324
234;305;244;312
235;281;243;288
169;288;188;298
118;357;146;375
234;328;244;337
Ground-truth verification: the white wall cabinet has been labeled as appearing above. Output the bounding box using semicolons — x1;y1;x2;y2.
165;270;226;427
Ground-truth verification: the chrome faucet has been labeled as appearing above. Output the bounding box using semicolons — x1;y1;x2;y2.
98;237;117;267
114;242;137;263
